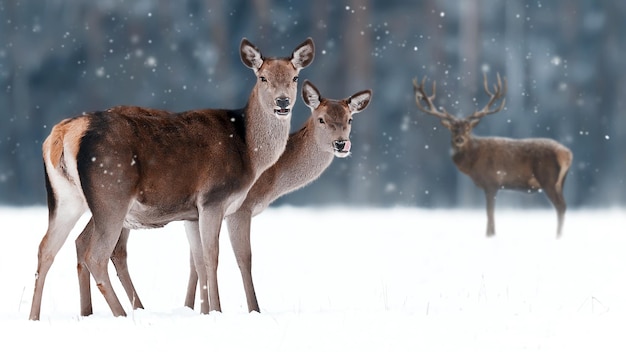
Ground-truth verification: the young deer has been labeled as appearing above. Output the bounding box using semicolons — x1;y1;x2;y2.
413;73;573;237
29;37;315;320
82;80;372;314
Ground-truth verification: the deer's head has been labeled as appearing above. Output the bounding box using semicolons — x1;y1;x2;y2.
241;38;315;120
413;73;507;151
439;118;476;150
301;80;372;158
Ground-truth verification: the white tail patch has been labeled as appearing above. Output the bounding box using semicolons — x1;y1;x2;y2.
43;116;90;208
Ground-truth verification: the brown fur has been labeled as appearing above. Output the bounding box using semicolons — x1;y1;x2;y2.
29;37;315;320
88;81;372;314
414;74;573;236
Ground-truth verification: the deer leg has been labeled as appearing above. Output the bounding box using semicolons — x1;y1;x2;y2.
198;207;225;313
184;248;199;309
76;218;95;316
81;213;128;317
110;227;144;310
543;186;567;237
30;203;86;320
184;220;207;312
484;189;497;236
226;211;260;312
77;222;143;315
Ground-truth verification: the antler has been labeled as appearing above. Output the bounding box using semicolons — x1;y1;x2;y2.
468;73;507;121
412;76;455;121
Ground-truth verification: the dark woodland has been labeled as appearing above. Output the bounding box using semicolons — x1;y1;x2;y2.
0;0;624;209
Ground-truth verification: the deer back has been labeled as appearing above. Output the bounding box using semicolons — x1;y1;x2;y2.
42;38;315;229
453;136;571;191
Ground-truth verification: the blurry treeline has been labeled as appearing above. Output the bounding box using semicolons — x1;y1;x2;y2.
0;0;624;208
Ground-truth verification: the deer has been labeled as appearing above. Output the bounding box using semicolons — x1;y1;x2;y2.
78;80;372;314
413;73;573;237
28;37;315;320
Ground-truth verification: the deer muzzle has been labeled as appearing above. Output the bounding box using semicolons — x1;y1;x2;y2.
333;139;351;157
274;97;291;118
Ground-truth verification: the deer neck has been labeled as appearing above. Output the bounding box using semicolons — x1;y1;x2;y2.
242;120;334;215
276;122;335;189
243;87;291;177
451;136;482;175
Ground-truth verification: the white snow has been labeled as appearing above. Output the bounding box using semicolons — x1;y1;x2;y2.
2;206;626;351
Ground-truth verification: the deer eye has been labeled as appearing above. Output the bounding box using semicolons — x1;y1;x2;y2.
293;76;299;82
260;76;267;82
318;118;325;124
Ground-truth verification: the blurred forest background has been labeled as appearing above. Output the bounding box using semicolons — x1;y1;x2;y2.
0;0;624;209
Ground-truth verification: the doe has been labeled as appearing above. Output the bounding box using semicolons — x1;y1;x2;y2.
29;37;314;320
89;80;372;313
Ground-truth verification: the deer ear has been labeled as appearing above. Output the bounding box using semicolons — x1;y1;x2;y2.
468;118;481;128
301;80;321;110
347;89;372;113
440;119;453;129
291;37;315;70
240;38;264;72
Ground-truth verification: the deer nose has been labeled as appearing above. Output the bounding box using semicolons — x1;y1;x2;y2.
276;97;290;109
332;140;351;157
333;140;352;152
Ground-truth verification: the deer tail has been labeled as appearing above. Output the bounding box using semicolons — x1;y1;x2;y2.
555;147;573;194
42;116;90;215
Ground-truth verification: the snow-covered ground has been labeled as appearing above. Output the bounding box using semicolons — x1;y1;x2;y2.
2;206;626;351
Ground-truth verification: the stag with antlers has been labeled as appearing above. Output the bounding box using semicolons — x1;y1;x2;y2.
413;73;573;236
